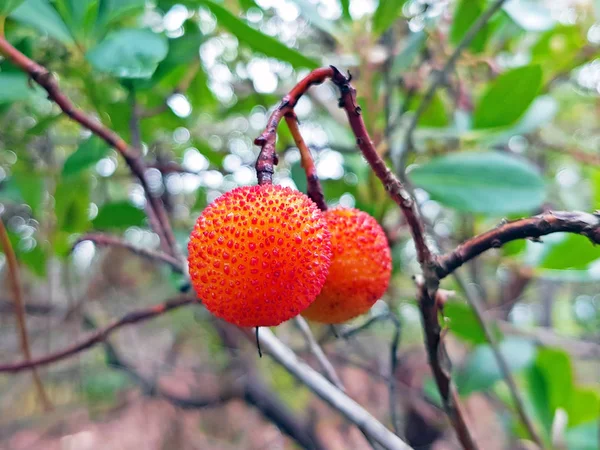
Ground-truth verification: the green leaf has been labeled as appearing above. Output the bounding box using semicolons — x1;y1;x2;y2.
86;29;168;79
62;136;110;177
408;151;546;215
0;72;42;104
10;0;74;44
541;234;600;270
19;244;47;277
450;0;488;53
54;176;91;234
456;337;537;395
83;370;130;404
532;26;585;82
92;201;146;230
13;174;44;216
141;23;203;88
444;300;487;344
53;0;99;41
0;0;25;16
536;348;572;412
339;0;350;21
473;65;542;129
200;0;319;69
409;91;448;127
372;0;406;36
593;169;600;209
503;0;556;32
567;387;600;427
96;0;145;29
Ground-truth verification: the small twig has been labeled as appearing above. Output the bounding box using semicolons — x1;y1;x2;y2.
0;295;196;373
254;67;335;185
285;113;327;210
295;316;345;391
544;143;600;166
0;217;52;410
0;36;180;258
74;233;184;273
398;0;508;171
436;211;600;279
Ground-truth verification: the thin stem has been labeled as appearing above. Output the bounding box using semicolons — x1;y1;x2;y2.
0;36;179;259
436;211;600;279
285;113;327;210
254;67;335;185
295;316;344;391
0;217;52;410
0;295;195;373
398;0;508;171
73;233;184;273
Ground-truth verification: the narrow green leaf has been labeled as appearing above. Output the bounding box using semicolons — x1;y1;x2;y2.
200;0;319;69
92;201;146;230
62;136;110;177
536;348;573;412
372;0;406;36
10;0;74;44
456;337;537;395
450;0;488;53
473;65;542;129
567;387;600;427
292;0;341;37
86;29;168;79
13;174;44;216
409;91;448;127
391;31;425;75
0;72;42;104
541;234;600;270
408;152;546;215
593;169;600;209
0;0;25;16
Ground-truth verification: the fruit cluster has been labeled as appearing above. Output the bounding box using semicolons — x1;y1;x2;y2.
188;184;392;327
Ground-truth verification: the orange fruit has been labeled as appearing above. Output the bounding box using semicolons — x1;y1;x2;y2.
188;184;332;327
302;208;391;324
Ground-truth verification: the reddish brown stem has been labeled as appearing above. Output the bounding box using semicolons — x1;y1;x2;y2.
0;295;195;373
436;211;600;279
254;67;335;185
329;68;434;271
0;218;52;409
0;36;179;258
284;113;327;211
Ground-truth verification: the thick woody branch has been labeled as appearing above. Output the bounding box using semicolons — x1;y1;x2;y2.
74;233;184;273
0;36;178;258
436;210;600;279
254;67;335;185
0;295;195;373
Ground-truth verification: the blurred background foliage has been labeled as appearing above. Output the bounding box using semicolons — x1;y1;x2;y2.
0;0;599;449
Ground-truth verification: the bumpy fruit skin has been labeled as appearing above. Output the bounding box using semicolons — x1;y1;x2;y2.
302;208;392;324
188;184;332;327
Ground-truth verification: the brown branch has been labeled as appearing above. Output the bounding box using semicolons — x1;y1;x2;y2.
74;233;184;273
544;144;600;166
0;36;179;258
398;0;508;171
0;217;52;410
0;295;196;373
436;211;600;279
285;113;327;210
254;67;335;185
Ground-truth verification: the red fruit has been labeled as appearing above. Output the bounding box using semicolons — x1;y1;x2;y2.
302;208;392;324
188;184;332;327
